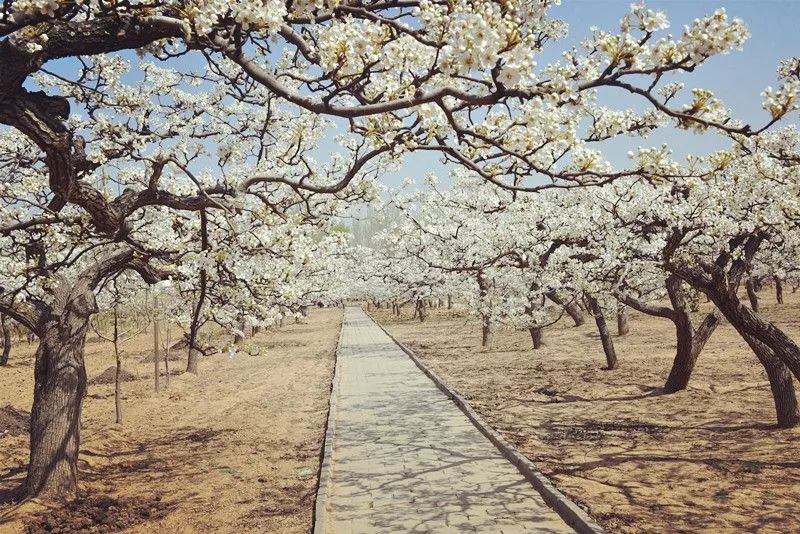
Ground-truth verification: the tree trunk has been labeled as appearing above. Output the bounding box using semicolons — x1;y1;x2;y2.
186;209;208;375
164;322;171;389
698;283;800;426
153;314;161;392
0;313;10;365
746;278;759;312
252;325;262;335
775;276;784;304
616;305;630;336
113;307;123;424
186;348;201;375
664;311;720;393
663;276;721;393
529;326;543;350
27;296;93;499
708;288;800;383
566;300;586;327
447;295;452;309
417;300;427;322
114;344;123;424
742;333;800;428
481;316;492;348
587;296;617;370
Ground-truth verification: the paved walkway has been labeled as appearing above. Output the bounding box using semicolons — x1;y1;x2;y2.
319;307;573;533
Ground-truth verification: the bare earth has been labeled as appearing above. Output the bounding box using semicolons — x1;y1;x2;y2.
371;292;800;534
0;307;342;534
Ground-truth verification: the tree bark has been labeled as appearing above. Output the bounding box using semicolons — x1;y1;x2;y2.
26;293;94;499
153;312;160;392
775;276;784;304
163;322;171;389
529;326;543;350
708;288;800;383
616;305;630;336
587;296;618;370
447;295;452;309
481;316;492;348
741;333;800;428
746;278;759;313
416;299;427;322
689;275;800;426
186;348;201;375
0;313;10;365
663;276;721;393
664;311;720;393
186;209;208;375
112;308;122;424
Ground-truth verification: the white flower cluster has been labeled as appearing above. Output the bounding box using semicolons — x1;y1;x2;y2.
762;60;800;120
414;0;555;90
678;8;749;63
9;0;61;17
185;0;287;36
316;16;388;78
621;3;670;33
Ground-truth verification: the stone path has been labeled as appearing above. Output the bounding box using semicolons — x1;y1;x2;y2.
317;306;574;533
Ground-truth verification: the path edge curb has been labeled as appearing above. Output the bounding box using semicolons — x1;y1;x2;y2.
368;311;606;534
311;310;345;534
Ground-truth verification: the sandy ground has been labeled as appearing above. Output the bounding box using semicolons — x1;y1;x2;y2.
372;291;800;533
0;307;342;534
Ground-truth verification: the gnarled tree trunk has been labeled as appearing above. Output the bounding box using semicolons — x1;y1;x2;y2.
663;276;721;393
742;333;800;428
27;290;94;499
698;280;800;426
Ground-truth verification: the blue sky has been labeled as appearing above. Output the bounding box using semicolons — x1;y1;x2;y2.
39;1;799;189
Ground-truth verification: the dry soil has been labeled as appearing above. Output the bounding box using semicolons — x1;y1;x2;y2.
0;307;342;534
372;291;800;533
